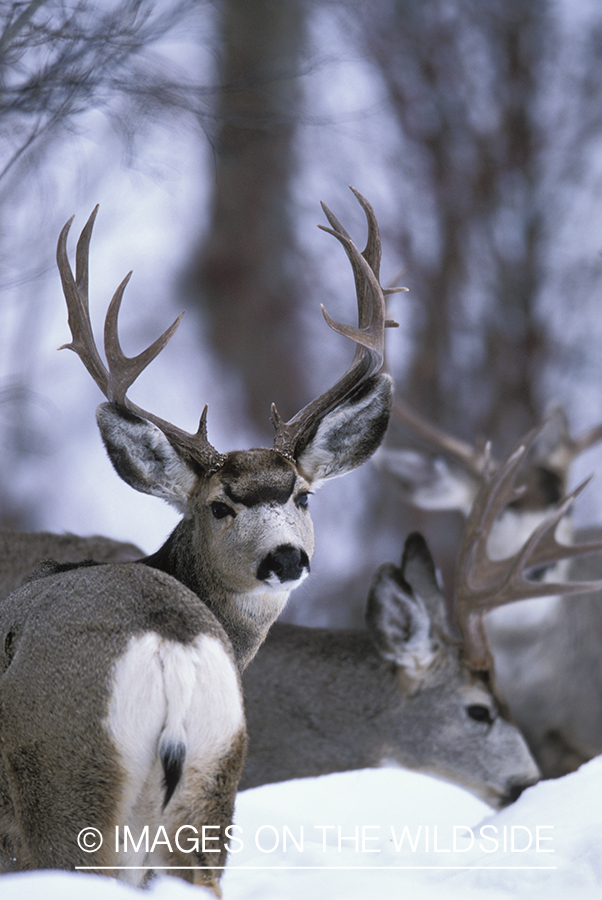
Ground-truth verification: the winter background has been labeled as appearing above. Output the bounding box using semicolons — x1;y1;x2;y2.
3;1;602;898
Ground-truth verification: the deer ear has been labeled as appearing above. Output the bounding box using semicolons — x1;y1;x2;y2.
294;374;393;485
365;558;438;680
399;532;454;637
96;403;196;511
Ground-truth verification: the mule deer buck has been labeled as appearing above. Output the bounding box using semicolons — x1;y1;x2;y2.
380;399;602;778
0;188;397;892
242;430;602;803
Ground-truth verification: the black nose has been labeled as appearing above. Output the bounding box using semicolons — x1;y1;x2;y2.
257;545;310;584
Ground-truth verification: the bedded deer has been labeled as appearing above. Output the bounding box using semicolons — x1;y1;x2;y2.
241;431;602;802
381;400;602;778
0;188;396;893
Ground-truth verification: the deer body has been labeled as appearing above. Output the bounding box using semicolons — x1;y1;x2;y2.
0;190;395;891
0;563;245;884
241;535;540;808
0;528;143;598
0;526;541;809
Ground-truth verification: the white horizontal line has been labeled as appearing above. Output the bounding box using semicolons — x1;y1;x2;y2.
76;865;558;871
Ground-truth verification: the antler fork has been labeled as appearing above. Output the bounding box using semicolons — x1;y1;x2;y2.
57;206;226;474
58;188;400;473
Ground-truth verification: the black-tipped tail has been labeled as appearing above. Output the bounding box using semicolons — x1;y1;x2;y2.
161;741;186;809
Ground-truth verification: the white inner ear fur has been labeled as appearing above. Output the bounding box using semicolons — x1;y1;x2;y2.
96;405;197;511
377;579;438;679
296;375;392;485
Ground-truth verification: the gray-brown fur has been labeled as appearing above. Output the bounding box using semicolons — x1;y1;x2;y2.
241;533;539;808
0;528;142;599
0;564;245;885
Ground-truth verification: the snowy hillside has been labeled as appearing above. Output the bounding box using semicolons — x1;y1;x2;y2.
2;759;602;900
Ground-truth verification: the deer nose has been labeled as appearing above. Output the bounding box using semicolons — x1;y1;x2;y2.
499;778;538;807
257;545;310;584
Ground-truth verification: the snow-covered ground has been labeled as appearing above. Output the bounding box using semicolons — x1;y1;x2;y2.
2;759;602;900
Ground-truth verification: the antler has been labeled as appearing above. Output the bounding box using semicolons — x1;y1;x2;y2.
453;427;602;670
271;187;402;460
392;397;602;484
57;207;226;475
392;397;492;478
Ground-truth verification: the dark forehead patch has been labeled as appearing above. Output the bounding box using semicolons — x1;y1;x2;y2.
220;449;298;507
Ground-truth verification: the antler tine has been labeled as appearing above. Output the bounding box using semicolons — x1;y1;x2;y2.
57;209;226;475
272;188;401;460
454;428;602;670
567;421;602;459
392;397;495;477
57;207;110;396
103;274;184;406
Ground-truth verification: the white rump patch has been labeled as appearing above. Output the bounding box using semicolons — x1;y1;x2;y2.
104;630;244;863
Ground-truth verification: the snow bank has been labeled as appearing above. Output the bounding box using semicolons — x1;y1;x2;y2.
2;758;602;899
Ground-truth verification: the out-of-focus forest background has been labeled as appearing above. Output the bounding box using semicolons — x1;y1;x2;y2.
2;0;602;627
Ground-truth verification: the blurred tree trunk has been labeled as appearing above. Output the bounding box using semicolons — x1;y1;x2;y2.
351;0;552;597
185;0;308;431
366;0;549;452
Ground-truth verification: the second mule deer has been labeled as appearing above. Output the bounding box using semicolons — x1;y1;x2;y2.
382;400;602;777
242;433;602;803
0;189;396;892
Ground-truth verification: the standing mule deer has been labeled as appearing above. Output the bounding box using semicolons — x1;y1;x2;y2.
0;188;397;892
242;431;602;803
381;400;602;777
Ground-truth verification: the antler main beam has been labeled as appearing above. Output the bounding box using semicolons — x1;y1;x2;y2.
57;207;226;475
58;190;399;474
272;187;402;460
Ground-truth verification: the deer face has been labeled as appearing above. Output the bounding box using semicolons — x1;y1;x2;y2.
382;656;540;809
366;534;540;809
198;450;315;595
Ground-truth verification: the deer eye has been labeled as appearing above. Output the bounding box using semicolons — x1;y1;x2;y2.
295;491;311;509
210;501;235;520
466;704;494;725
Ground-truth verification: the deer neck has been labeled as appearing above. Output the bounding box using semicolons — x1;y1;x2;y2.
141;523;289;670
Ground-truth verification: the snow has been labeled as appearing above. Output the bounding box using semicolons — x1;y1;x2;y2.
3;759;602;899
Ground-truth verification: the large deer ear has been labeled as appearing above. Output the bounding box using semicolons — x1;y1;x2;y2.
366;545;441;683
400;532;455;637
96;403;196;511
294;373;392;485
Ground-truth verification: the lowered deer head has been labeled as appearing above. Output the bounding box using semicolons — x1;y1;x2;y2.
381;400;602;777
0;189;397;891
383;399;602;525
243;431;602;805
